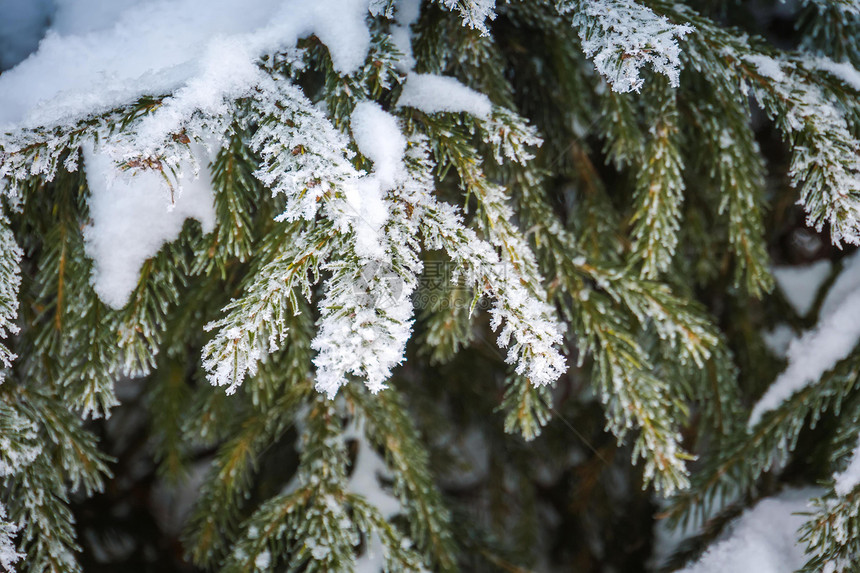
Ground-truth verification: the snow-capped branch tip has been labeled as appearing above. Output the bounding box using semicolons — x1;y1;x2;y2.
561;0;693;93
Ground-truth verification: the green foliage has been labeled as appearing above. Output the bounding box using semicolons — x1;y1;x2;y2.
4;0;860;571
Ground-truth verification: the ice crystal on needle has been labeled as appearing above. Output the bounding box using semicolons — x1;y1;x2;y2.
0;504;20;573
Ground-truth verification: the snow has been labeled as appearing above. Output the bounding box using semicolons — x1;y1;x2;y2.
435;0;496;35
345;102;405;259
812;57;860;92
0;0;375;134
309;104;415;397
350;102;406;190
254;549;271;569
773;259;831;316
52;0;144;36
750;254;860;426
398;73;493;119
761;323;796;358
680;489;816;573
354;531;386;573
835;436;860;496
746;54;789;84
563;0;693;93
0;0;52;71
0;503;21;573
82;142;215;309
390;0;422;72
345;422;401;519
819;251;860;319
344;418;403;572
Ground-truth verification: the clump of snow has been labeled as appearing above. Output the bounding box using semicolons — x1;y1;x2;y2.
354;531;386;573
812;57;860;92
773;259;831;316
746;54;789;84
342;178;390;260
344;418;403;572
389;0;422;72
351;102;406;189
343;102;405;259
0;0;375;135
761;323;796;358
51;0;143;36
680;489;817;573
398;73;493;119
254;549;271;570
819;251;860;318
835;436;860;496
750;253;860;426
344;419;401;519
82;142;215;309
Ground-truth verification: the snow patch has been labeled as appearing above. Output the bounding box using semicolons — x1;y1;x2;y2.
746;54;789;84
835;436;860;496
343;102;406;260
750;254;860;426
773;259;831;316
351;102;406;189
680;489;816;573
82;142;215;309
398;73;492;119
0;0;374;133
813;57;860;92
389;0;422;72
761;323;796;358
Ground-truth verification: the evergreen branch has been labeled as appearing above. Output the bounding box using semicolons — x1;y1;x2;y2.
0;502;21;573
415;260;476;365
307;33;403;131
202;222;336;394
184;377;311;567
800;488;860;571
681;71;773;296
599;89;643;169
413;112;566;388
195;122;261;277
628;80;685;278
349;385;458;570
220;397;357;573
348;495;427;572
418;195;566;388
513;171;733;490
0;214;21;383
1;389;112;573
655;0;860;246
498;374;554;441
433;0;497;36
6;455;81;573
559;0;693;93
148;359;193;481
663;347;860;526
